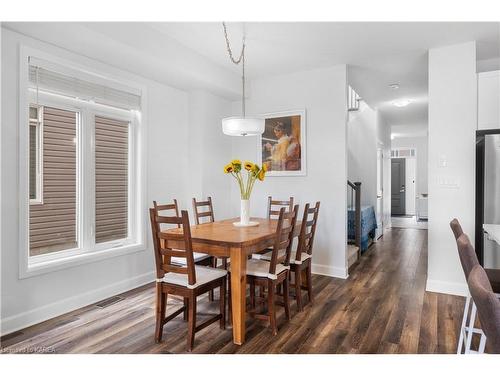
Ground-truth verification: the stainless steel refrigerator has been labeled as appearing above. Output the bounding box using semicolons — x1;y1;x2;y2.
476;130;500;268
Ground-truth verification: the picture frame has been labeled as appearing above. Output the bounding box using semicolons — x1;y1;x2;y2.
259;109;306;176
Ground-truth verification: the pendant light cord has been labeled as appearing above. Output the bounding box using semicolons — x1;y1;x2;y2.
222;22;246;117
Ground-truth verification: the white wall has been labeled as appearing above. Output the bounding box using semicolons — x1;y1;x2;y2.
0;28;226;334
427;41;477;296
187;90;233;219
347;100;377;209
229;66;349;278
377;112;392;231
391;135;429;195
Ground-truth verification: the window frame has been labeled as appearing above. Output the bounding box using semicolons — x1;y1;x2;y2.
19;46;147;279
29;105;44;205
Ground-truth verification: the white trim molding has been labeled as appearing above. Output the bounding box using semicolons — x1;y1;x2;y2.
312;263;348;279
0;271;155;336
426;278;468;297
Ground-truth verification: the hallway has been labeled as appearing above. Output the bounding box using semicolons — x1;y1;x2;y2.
1;228;464;354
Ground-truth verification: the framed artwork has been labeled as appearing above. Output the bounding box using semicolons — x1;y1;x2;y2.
259;109;306;176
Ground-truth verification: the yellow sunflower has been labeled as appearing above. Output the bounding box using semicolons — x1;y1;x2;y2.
257;169;266;181
224;164;234;173
244;161;254;171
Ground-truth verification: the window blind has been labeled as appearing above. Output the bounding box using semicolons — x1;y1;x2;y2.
29;106;77;256
95;115;129;244
28;58;141;111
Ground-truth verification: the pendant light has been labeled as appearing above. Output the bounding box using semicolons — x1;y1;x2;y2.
221;22;264;136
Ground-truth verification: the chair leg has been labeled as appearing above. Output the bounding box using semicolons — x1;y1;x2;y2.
155;283;166;343
183;297;188;321
249;278;256;315
283;276;290;321
465;301;477;354
457;294;471;354
220;279;226;330
295;268;303;312
268;280;277;336
187;295;196;352
306;263;313;304
227;280;232;325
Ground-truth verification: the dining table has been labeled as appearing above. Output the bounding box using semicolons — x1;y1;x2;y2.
164;217;301;345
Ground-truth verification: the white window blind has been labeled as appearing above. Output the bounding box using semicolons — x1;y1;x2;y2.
28;57;141;111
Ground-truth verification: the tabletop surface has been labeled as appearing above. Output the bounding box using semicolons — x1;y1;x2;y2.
165;217;284;246
484;224;500;246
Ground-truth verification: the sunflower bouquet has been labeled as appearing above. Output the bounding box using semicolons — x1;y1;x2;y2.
224;159;267;200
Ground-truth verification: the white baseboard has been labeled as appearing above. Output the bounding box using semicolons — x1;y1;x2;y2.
1;271;155;336
312;263;348;279
426;278;468;297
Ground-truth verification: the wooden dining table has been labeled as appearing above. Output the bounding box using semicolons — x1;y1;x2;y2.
164;217;300;345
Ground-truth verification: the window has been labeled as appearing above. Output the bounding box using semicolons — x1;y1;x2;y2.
29;106;79;256
95;115;129;244
391;148;416;158
21;49;144;276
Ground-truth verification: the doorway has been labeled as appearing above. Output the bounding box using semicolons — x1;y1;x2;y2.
391;158;406;215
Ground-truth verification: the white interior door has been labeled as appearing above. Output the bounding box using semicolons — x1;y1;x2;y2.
405;157;416;215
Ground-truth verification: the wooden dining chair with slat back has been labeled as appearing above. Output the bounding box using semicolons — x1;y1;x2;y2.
230;205;298;335
149;208;227;351
192;197;228;270
259;202;320;311
267;196;294;219
153;200;213;267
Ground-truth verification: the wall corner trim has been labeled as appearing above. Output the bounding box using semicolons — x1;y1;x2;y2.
0;271;155;336
425;278;468;297
312;263;348;279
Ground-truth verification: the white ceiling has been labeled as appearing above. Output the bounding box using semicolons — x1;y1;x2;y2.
5;22;500;137
148;22;499;136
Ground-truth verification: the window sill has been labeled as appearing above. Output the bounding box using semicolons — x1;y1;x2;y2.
20;243;146;279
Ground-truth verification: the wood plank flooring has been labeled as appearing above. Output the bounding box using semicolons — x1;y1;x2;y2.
0;227;466;354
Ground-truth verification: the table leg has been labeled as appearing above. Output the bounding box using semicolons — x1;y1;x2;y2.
230;246;246;345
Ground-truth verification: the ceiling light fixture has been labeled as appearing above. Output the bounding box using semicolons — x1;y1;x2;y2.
392;99;412;107
389;83;400;90
221;22;264;136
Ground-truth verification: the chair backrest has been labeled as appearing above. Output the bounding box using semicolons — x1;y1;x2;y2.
267;196;294;219
450;218;464;240
149;207;196;285
296;201;321;262
456;233;480;280
153;200;180;228
468;265;500;353
192;197;215;225
268;205;299;274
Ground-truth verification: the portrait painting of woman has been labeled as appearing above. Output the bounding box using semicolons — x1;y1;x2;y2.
260;110;306;176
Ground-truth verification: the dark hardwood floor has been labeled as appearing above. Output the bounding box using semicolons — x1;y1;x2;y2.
1;227;466;354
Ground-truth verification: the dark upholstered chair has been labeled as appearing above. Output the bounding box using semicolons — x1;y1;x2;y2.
450;218;464;240
467;265;500;354
451;220;500;353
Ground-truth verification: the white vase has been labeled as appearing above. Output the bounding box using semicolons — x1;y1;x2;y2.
240;199;250;225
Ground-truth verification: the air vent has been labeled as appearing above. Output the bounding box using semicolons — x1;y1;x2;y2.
95;295;124;309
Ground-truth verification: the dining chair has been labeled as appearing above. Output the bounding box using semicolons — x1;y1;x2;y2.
153;200;213;267
192;197;228;270
467;265;500;354
267;196;294;219
259;202;320;311
149;208;227;351
230;206;298;335
451;224;500;353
